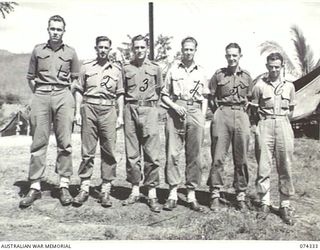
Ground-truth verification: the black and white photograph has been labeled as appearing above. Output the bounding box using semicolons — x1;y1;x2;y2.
0;0;319;248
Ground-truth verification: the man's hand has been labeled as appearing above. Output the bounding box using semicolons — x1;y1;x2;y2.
74;113;82;126
116;116;124;129
172;103;187;117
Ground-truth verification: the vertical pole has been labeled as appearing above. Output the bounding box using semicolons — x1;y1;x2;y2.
149;2;154;60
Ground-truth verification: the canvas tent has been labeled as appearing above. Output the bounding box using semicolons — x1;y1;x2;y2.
0;111;29;136
292;66;320;122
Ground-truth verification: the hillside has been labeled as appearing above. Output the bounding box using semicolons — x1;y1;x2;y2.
0;50;32;104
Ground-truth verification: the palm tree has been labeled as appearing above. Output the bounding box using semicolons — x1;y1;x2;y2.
0;2;18;19
260;25;320;79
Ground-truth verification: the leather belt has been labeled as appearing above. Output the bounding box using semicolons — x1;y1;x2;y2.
126;100;157;107
84;96;115;106
261;114;287;120
174;99;202;108
35;84;69;91
219;103;245;110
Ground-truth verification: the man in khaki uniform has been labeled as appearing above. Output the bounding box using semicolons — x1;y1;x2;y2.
20;15;80;208
161;37;209;212
252;52;295;225
73;36;124;207
122;35;163;213
208;43;253;211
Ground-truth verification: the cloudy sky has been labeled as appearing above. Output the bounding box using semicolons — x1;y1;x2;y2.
1;0;320;78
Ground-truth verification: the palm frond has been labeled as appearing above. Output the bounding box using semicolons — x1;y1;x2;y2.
0;2;18;19
291;25;315;75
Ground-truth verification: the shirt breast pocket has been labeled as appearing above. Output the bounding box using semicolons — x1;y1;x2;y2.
125;72;136;91
261;90;274;108
237;80;249;98
101;74;118;93
281;90;291;109
171;77;184;96
36;55;50;72
217;79;231;98
143;68;158;92
57;56;72;80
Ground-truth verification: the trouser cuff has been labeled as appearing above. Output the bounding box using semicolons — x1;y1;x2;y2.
187;189;196;202
59;176;70;189
168;185;178;200
236;191;246;201
210;187;220;199
30;181;41;191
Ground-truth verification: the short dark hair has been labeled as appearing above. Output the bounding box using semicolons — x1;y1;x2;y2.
225;43;241;53
266;52;284;65
181;36;198;48
48;15;66;29
95;36;112;46
131;35;149;47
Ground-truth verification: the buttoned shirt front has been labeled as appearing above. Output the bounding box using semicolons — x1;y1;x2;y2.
123;59;163;101
79;59;124;99
161;61;209;101
209;67;252;105
252;74;295;116
27;41;80;86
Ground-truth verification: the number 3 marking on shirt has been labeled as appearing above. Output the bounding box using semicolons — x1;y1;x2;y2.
139;78;149;92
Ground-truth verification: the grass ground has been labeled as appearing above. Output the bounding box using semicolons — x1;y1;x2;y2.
0;124;319;241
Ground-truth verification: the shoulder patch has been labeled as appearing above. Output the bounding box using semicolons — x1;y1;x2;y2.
150;61;159;66
253;73;268;85
112;62;122;71
216;67;227;74
63;44;75;51
241;69;251;77
35;43;46;49
82;59;96;65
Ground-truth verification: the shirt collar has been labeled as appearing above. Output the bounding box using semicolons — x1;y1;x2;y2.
131;58;151;67
178;61;198;71
93;58;113;69
226;66;244;75
262;73;286;88
43;40;65;51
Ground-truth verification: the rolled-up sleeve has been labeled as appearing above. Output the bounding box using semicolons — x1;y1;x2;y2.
26;48;37;80
116;68;125;95
161;68;172;97
202;73;210;97
208;73;218;96
247;75;253;98
251;83;260;107
70;50;80;80
289;83;296;106
75;64;86;94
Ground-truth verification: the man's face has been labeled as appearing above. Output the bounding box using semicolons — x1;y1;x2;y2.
95;40;111;60
133;40;148;60
47;20;65;43
266;59;283;80
225;48;242;67
181;41;196;62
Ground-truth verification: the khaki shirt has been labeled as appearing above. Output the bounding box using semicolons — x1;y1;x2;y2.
27;42;80;87
161;61;209;101
252;74;295;117
123;59;163;101
209;67;252;105
79;59;124;99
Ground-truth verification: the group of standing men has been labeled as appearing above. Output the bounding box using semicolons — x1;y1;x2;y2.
19;15;296;225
